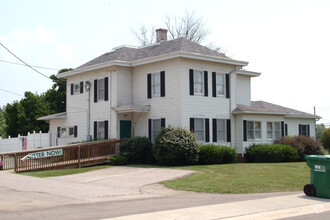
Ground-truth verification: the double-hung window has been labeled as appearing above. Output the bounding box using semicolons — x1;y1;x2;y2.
97;121;105;140
97;78;105;101
61;128;67;138
267;122;281;140
299;124;310;137
69;127;74;137
152;73;161;96
216;119;226;142
152;119;161;141
70;82;83;95
194;118;205;141
194;71;204;95
74;84;80;94
216;73;225;96
247;121;261;140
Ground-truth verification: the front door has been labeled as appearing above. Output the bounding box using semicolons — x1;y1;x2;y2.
120;120;132;139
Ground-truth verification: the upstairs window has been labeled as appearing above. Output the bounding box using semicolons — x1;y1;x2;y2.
97;78;105;100
94;77;109;103
152;73;161;96
216;73;225;96
70;82;83;95
194;71;204;95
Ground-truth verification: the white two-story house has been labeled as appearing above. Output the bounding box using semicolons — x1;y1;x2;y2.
38;29;320;156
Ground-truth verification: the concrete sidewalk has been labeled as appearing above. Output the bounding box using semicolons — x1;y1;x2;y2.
108;193;330;220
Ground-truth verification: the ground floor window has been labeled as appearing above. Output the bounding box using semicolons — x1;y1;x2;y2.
216;119;226;142
299;124;310;137
94;121;108;140
267;122;281;140
194;118;205;141
152;119;161;141
247;121;261;140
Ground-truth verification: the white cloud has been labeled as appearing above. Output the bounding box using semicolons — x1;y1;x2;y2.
56;42;74;62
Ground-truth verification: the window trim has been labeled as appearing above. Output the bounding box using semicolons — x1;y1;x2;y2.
247;121;261;141
216;119;226;142
194;118;205;142
193;70;204;95
97;78;105;101
215;73;225;97
152;72;161;97
267;122;281;140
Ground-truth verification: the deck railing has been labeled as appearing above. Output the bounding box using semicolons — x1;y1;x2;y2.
0;139;126;173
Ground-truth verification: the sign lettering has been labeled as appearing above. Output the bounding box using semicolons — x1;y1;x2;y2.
314;164;326;173
21;149;63;161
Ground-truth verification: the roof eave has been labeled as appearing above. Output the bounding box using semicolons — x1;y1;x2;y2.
131;51;249;67
57;60;131;78
236;69;261;77
232;111;286;116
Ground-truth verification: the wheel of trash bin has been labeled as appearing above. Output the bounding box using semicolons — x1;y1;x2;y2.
304;184;316;197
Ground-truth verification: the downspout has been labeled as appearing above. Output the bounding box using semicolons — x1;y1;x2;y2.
229;66;242;149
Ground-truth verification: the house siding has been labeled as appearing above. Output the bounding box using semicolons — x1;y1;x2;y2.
236;74;251;106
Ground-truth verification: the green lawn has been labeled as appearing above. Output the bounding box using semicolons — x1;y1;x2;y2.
19;165;112;178
163;162;310;194
18;162;310;194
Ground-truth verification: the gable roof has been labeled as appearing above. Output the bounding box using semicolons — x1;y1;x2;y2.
77;38;229;69
233;101;320;119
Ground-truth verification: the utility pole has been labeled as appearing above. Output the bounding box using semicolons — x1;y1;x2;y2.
314;106;317;141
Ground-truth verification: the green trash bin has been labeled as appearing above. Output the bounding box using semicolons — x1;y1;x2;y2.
304;155;330;199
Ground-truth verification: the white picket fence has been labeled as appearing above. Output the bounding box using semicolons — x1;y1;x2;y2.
0;131;51;153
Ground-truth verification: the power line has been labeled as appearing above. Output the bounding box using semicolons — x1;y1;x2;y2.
0;42;51;79
0;59;60;71
0;88;24;97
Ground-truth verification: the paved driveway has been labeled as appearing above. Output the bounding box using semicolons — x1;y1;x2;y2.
0;166;195;212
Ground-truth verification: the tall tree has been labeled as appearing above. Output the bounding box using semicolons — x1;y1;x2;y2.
316;123;326;140
0;106;7;137
4;102;20;137
132;10;216;48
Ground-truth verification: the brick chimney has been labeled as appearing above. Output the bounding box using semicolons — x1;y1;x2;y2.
156;28;168;42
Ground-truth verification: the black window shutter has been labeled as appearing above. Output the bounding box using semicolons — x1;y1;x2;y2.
212;119;217;142
189;69;194;95
226;119;231;142
94;79;97;103
161;118;166;128
80;82;84;93
147;74;152;99
94;122;97;140
148;119;152;141
285;124;288;136
226;74;230;98
205;119;210;142
212;72;216;97
160;71;165;97
104;77;109;101
190;118;194;132
243;120;247;142
299;124;302;135
281;121;285;137
70;83;74;95
307;125;310;137
204;71;208;97
57;127;61;138
74;126;78;137
104;120;108;139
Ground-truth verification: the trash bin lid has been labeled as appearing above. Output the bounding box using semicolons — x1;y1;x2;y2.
305;155;330;161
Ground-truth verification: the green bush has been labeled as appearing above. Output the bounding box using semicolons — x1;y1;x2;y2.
320;128;330;152
199;144;236;164
119;136;154;164
153;127;199;165
278;136;323;160
246;144;299;163
106;155;128;165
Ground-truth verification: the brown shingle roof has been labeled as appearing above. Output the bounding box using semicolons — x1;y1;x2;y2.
77;38;229;69
233;101;320;119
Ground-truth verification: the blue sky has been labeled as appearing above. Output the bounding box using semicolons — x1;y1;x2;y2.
1;0;330;124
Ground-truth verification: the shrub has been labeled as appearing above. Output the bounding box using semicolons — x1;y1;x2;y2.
107;155;128;165
153;127;199;165
278;136;323;160
320;128;330;151
199;144;236;164
246;144;299;163
119;136;154;164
